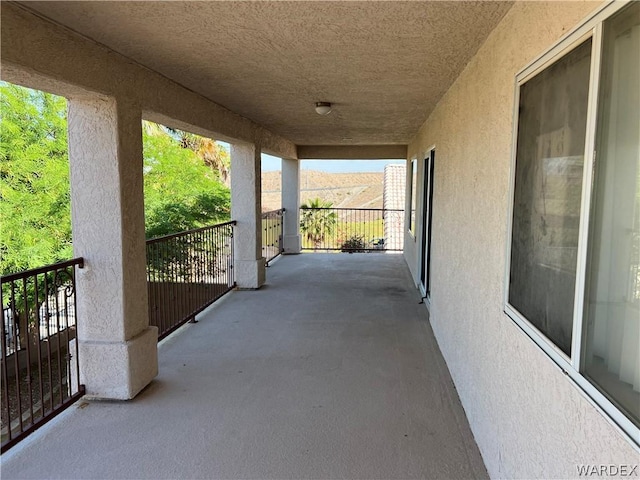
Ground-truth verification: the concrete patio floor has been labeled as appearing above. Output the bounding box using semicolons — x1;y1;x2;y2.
1;254;488;480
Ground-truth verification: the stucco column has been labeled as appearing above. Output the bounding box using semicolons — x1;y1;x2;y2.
231;143;266;288
282;158;302;253
67;96;158;400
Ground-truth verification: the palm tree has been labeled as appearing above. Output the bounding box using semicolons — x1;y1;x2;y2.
179;131;230;187
300;198;338;249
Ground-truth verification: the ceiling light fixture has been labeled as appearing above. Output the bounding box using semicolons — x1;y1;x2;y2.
315;102;332;115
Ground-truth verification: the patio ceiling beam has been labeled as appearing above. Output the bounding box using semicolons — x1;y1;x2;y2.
297;145;408;160
0;2;297;160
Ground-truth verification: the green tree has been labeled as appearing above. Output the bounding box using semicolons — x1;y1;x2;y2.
0;84;231;276
300;198;338;248
176;130;230;187
0;84;72;275
142;121;230;238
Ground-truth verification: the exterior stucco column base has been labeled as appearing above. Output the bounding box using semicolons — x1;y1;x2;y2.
79;326;158;400
283;234;302;254
235;258;266;289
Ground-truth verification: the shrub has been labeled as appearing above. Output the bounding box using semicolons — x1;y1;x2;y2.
340;235;366;253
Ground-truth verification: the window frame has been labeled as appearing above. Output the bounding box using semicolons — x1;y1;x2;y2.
408;157;418;238
503;0;639;447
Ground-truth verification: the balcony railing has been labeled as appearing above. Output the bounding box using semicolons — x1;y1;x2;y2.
300;207;404;252
262;208;285;265
1;258;85;452
146;221;236;340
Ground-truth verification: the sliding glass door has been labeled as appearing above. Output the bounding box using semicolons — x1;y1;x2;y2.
420;149;435;299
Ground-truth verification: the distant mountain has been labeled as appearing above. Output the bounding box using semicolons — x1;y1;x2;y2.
261;170;384;211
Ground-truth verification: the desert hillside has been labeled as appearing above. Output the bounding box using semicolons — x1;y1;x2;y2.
262;170;384;211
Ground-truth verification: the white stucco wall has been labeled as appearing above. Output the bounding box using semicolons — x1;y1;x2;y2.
404;2;639;478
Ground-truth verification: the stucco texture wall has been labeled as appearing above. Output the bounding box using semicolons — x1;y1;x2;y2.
405;2;639;478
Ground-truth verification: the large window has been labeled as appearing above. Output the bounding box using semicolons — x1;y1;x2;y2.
506;2;639;443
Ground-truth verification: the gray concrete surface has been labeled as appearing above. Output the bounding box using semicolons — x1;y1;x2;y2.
1;254;488;480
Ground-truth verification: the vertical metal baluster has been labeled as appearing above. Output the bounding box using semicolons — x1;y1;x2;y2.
1;281;13;441
166;240;171;334
152;244;157;333
156;244;160;330
220;226;225;294
223;226;227;288
195;230;200;317
11;281;22;436
175;236;180;328
72;264;81;395
153;244;159;336
43;273;53;414
53;270;63;407
228;225;232;288
186;233;191;319
200;229;206;313
188;232;193;319
162;242;168;337
212;227;217;297
191;231;195;320
146;244;152;333
156;244;160;331
207;228;212;302
214;227;218;296
205;228;210;302
218;227;221;292
183;234;188;321
18;277;32;430
174;236;179;328
367;209;370;250
184;233;190;322
204;228;210;302
190;232;195;320
203;229;208;305
62;267;72;400
170;238;176;334
33;274;44;420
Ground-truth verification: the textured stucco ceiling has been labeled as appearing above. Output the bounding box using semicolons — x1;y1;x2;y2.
21;1;512;146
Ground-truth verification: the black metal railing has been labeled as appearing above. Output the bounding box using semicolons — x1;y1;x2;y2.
262;208;285;265
146;221;236;340
300;207;404;252
1;258;85;452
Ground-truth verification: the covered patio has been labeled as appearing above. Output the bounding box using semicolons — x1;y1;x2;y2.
2;1;638;476
1;254;486;479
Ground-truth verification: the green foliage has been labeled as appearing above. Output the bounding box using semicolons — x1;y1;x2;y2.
142;122;230;238
0;84;72;275
175;130;230;186
340;234;366;253
300;198;338;248
0;83;231;277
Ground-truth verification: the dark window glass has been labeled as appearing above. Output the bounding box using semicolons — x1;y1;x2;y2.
509;39;592;356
